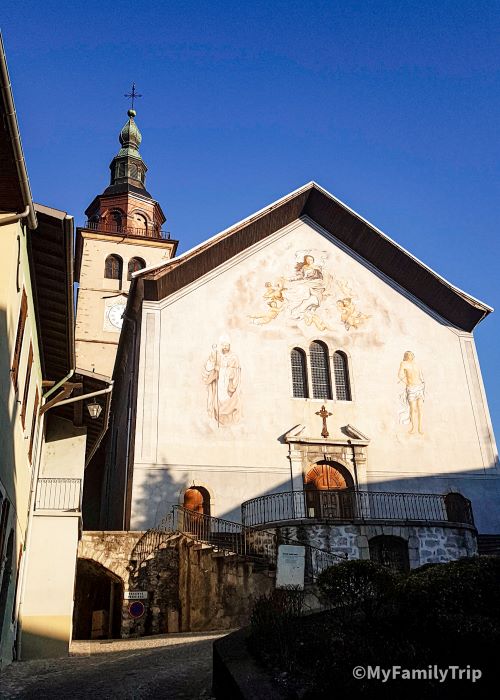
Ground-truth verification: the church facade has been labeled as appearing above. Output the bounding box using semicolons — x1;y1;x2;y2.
98;178;498;568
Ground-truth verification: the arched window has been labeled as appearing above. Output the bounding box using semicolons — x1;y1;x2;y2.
309;341;332;399
133;213;148;234
108;211;122;232
369;535;410;573
291;348;308;398
104;254;123;280
127;257;146;281
333;351;351;401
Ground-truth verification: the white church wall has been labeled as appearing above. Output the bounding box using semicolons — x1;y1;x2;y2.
130;218;499;531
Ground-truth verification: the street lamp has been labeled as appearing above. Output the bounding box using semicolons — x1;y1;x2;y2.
87;400;102;420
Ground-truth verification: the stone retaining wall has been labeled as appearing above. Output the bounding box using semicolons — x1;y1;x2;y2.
275;522;477;567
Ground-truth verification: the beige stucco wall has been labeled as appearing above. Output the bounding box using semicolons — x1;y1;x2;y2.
19;416;86;659
40;416;87;479
75;233;173;377
0;216;43;668
20;515;80;659
130;217;499;531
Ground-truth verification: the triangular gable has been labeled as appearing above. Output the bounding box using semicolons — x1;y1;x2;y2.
135;182;492;332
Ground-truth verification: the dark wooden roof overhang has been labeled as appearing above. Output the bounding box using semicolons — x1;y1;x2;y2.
0;33;36;226
29;203;75;382
0;92;24;213
141;183;491;332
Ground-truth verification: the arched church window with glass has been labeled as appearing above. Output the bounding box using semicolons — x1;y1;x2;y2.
104;254;123;280
291;348;309;398
333;351;351;401
127;257;146;281
309;341;332;399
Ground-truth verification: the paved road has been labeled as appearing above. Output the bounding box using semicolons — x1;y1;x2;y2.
1;632;227;699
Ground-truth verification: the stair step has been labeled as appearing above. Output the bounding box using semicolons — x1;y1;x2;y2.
477;534;500;556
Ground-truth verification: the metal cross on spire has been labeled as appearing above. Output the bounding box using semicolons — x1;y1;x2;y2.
124;82;142;111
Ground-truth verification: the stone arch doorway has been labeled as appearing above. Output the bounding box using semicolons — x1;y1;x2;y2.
304;461;355;520
369;535;410;573
183;486;211;516
72;558;123;640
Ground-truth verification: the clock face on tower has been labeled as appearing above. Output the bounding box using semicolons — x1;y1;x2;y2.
106;303;126;331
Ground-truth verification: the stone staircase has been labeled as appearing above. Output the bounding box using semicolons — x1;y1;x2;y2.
477;534;500;556
133;505;343;580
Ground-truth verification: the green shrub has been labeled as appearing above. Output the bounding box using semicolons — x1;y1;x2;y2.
249;587;306;672
401;555;500;619
317;559;401;614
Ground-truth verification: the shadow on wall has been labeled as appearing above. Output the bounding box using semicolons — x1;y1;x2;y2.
132;460;500;535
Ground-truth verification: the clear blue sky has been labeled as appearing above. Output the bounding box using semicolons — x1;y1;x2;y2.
2;1;499;442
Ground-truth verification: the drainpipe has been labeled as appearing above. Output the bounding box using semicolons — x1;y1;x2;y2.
43;369;75;402
0;205;30;227
42;383;113;410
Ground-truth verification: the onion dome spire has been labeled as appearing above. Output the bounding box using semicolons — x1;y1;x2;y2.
108;108;147;189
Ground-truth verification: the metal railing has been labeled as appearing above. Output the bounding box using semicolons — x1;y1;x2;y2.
241;490;475;528
131;505;345;581
35;478;81;511
84;221;171;240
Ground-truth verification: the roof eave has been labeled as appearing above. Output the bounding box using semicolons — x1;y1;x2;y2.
0;33;37;229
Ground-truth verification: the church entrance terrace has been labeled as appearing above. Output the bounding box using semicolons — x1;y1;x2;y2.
240;489;476;529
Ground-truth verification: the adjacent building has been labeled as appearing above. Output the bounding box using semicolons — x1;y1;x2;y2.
0;34;112;665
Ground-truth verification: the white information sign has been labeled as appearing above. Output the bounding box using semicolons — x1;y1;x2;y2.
124;591;148;600
276;544;306;590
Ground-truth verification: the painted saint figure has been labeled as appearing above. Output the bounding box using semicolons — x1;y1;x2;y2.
398;351;425;435
202;336;241;426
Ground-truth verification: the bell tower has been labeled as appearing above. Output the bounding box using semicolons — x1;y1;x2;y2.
75;108;177;377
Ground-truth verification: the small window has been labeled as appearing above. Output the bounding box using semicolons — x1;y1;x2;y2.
11;289;28;392
291;348;309;398
333;351;351;401
20;343;33;429
369;535;410;573
133;213;148;233
309;341;332;400
28;387;39;464
127;257;146;280
0;498;10;559
104;255;123;280
109;211;122;231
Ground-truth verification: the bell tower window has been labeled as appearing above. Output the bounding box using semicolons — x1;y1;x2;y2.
127;257;146;280
104;254;123;280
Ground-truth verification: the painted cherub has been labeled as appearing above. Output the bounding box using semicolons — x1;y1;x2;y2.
249;277;287;325
336;297;370;330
